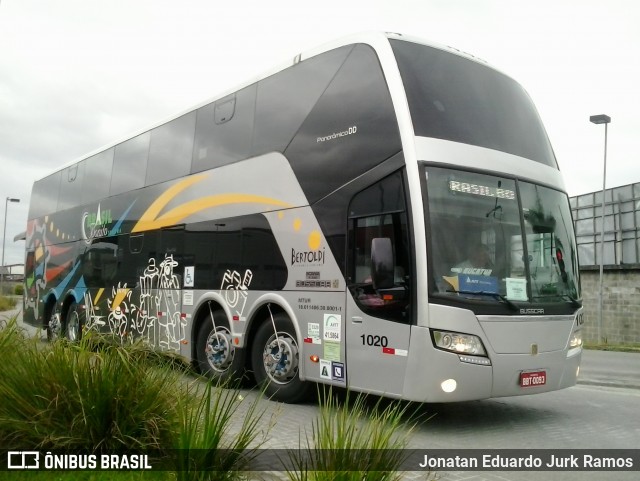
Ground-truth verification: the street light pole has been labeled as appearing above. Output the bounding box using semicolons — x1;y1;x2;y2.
1;197;20;296
590;114;611;344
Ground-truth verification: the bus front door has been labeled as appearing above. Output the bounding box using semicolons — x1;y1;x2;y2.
345;295;411;397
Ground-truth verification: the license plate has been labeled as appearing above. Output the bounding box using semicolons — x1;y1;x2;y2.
520;370;546;387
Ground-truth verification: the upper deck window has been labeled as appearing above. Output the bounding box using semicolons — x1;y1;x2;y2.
146;112;195;186
391;40;557;168
111;132;150;196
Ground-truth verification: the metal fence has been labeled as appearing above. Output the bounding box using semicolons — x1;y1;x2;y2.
570;182;640;268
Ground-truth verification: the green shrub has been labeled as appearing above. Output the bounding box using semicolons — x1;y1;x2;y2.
287;389;425;481
0;326;183;452
0;315;23;350
173;381;272;481
4;470;168;480
0;295;17;311
0;321;272;481
0;320;427;480
14;283;24;296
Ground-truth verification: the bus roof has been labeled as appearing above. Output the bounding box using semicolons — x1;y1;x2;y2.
38;31;505;181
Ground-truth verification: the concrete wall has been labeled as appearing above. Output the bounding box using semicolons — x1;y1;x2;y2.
580;268;640;344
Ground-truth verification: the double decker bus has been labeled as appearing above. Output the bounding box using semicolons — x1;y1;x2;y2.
23;32;582;403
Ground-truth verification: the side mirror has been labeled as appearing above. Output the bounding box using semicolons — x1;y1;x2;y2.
371;237;394;290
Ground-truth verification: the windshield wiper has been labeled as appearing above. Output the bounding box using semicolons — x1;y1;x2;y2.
532;294;582;308
446;289;519;311
560;294;582;308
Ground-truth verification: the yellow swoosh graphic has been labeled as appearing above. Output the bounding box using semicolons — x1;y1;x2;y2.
111;288;131;312
94;288;105;305
133;174;292;233
132;174;208;233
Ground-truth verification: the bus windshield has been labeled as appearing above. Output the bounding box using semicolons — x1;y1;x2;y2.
426;166;580;308
391;39;557;167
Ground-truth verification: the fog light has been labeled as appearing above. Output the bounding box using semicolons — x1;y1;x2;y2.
459;355;491;366
441;379;457;393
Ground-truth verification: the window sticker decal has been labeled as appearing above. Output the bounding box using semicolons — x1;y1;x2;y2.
331;361;345;382
323;314;341;342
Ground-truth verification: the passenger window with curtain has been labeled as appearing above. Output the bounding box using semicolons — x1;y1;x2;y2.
347;171;411;323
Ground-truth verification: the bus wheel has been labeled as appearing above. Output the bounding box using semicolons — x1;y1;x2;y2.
46;309;62;342
251;313;310;403
65;303;84;342
196;310;245;383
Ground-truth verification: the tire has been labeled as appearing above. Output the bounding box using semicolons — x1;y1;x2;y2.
46;306;62;342
65;302;84;342
195;309;245;384
251;313;311;403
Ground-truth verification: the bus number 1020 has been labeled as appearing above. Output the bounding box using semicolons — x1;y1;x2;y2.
360;334;388;348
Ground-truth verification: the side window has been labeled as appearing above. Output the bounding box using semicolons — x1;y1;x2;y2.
156;226;185;289
252;45;350;156
111;132;150;196
29;172;61;219
82;148;114;205
182;215;287;291
239;217;288;290
146;112;196;186
81;238;120;288
57;162;84;211
284;44;402;204
118;233;145;287
348;171;411;323
191;84;257;173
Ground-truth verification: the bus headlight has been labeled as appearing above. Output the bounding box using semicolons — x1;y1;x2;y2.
568;330;582;357
432;330;487;356
569;330;582;349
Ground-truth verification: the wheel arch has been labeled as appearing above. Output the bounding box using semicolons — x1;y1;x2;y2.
42;291;58;327
60;290;82;328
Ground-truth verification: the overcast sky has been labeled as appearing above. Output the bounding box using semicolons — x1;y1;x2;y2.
1;0;638;266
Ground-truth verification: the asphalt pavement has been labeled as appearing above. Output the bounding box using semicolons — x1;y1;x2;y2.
577;348;640;389
2;306;639;390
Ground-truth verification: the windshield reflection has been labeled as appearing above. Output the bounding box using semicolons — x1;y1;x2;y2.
520;182;580;302
426;166;580;310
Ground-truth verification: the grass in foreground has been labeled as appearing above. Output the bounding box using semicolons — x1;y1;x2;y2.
2;471;170;481
0;294;18;311
0;317;271;480
173;381;273;481
287;389;431;481
0;317;428;480
0;320;182;452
